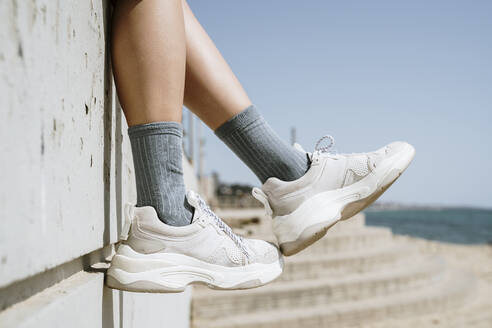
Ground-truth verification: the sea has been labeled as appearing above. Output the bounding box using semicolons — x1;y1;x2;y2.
365;207;492;245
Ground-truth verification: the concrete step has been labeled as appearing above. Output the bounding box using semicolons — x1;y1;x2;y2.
279;243;415;281
192;256;445;321
216;210;366;244
217;210;365;228
192;269;474;328
247;226;395;254
326;213;366;231
218;211;365;231
296;227;394;255
341;278;491;328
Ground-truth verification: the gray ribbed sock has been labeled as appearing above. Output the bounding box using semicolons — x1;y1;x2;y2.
128;122;193;226
215;105;309;183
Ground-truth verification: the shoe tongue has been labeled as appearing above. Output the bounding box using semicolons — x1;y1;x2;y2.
293;142;314;163
186;190;205;223
191;207;202;223
186;190;200;207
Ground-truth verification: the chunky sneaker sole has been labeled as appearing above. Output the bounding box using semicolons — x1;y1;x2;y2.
106;244;283;293
106;191;283;293
275;142;415;256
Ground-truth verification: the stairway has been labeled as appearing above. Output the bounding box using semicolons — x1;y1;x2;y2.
191;212;478;328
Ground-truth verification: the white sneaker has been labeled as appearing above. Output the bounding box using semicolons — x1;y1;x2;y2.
252;136;415;256
106;191;283;292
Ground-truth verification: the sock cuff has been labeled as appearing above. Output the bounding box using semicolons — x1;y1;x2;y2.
214;105;261;138
128;121;183;139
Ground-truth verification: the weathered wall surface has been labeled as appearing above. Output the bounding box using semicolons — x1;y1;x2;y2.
0;0;119;288
0;1;191;327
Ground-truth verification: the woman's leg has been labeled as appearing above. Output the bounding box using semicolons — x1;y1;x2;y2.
181;0;250;129
112;0;193;226
112;0;185;126
181;0;309;183
107;1;283;294
179;2;415;258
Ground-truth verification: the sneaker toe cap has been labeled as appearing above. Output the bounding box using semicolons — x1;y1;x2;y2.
385;141;414;157
247;239;282;265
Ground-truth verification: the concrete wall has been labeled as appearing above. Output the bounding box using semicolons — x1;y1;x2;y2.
0;1;191;327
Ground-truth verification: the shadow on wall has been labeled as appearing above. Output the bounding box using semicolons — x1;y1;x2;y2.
102;286;125;328
101;1;125;328
102;0;122;246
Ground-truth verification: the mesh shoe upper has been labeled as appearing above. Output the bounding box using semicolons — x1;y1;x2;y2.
124;191;281;267
244;239;282;265
255;138;409;217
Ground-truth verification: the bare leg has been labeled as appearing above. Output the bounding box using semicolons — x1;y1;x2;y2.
181;0;309;184
112;0;186;126
182;0;252;130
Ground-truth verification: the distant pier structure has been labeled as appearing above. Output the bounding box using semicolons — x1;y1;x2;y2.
290;126;297;145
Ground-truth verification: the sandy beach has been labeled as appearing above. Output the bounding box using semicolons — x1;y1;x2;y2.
361;235;492;328
192;210;492;327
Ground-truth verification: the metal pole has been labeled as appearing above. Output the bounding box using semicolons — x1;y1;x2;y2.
290;126;297;145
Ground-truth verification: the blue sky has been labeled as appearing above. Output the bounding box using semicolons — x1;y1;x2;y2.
187;0;492;208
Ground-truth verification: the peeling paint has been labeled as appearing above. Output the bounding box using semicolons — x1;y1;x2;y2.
11;0;18;20
55;0;60;44
66;175;72;192
57;202;63;228
30;0;37;28
40;4;46;24
67;16;72;40
40;120;45;156
17;43;23;59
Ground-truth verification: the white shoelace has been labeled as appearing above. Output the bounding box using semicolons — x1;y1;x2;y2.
314;135;335;153
195;195;251;259
314;134;376;168
313;135;343;160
